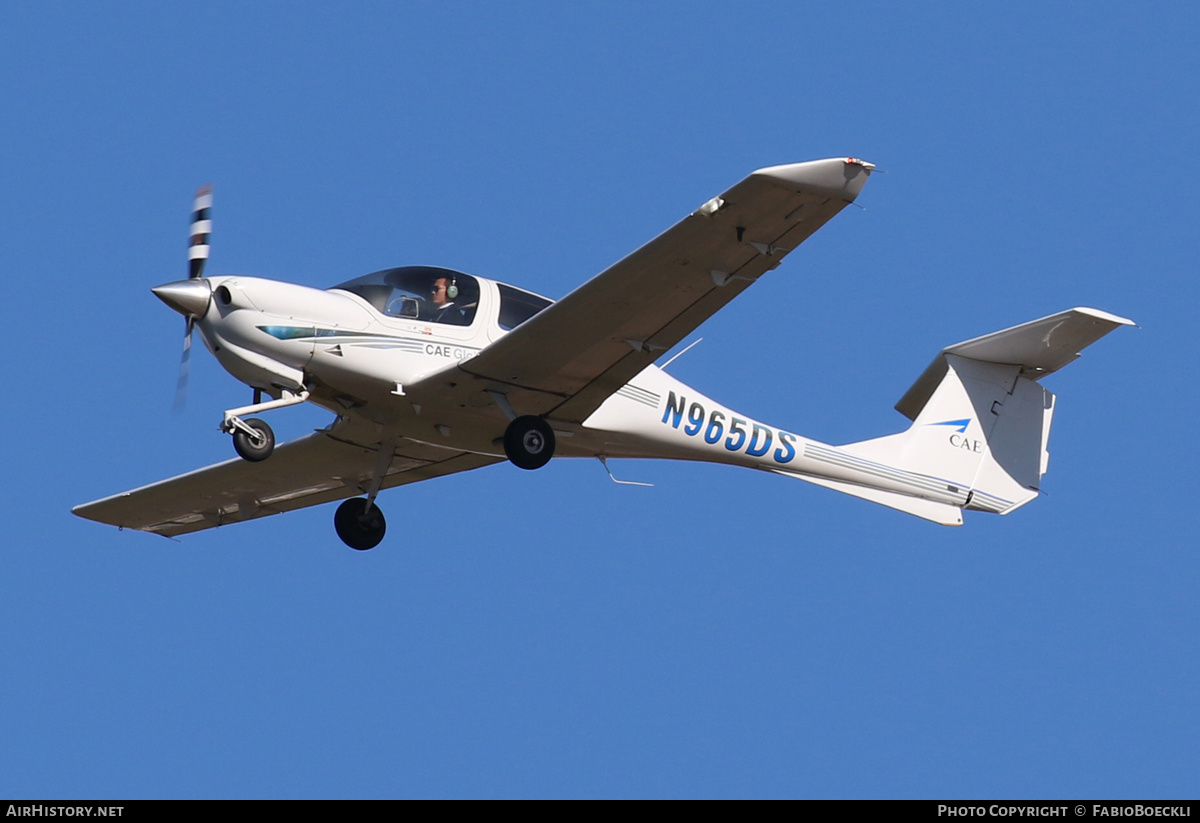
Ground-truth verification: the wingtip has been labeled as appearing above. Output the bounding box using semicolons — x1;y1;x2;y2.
750;157;875;199
1070;307;1136;327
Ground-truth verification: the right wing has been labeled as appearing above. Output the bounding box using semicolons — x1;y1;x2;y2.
73;419;502;538
452;158;874;423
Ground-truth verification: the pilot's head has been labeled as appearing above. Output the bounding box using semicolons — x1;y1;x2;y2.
431;277;454;307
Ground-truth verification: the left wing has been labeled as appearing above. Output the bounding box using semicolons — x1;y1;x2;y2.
73;419;501;538
453;157;873;422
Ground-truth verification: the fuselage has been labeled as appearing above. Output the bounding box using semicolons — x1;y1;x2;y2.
172;266;968;510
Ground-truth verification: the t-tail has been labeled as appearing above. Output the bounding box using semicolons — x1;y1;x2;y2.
779;308;1134;525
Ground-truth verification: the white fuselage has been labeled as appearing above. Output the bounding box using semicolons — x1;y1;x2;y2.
194;273;968;510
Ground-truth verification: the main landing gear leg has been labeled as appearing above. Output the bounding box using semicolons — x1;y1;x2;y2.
334;444;394;551
504;415;556;470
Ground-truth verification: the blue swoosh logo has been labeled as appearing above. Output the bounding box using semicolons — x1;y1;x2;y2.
927;418;970;433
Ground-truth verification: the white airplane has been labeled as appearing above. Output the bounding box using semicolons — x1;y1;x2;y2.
73;158;1133;549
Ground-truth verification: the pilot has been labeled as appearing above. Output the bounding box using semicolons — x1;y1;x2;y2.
429;275;467;325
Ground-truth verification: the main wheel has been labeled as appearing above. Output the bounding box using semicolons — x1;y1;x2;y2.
334;498;386;551
503;415;555;470
232;417;275;462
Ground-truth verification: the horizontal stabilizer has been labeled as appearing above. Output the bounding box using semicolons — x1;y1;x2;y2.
773;469;963;526
896;307;1134;421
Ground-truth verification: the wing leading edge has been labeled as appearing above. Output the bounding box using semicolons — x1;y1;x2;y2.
73;420;502;538
454;158;874;423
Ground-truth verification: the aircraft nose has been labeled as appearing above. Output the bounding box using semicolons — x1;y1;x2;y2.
152;279;212;318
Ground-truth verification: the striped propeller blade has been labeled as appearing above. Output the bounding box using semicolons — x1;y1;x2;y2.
173;317;194;413
188;183;212;279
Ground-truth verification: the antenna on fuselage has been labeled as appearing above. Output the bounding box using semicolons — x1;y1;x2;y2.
659;337;703;371
598;457;653;487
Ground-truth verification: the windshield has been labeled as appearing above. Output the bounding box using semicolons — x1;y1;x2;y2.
330;266;480;327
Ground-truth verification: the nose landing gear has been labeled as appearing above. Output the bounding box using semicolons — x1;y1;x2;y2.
221;388;310;462
230;417;275;462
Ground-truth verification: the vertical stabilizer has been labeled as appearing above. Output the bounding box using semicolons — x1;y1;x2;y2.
840;355;1044;513
832;308;1131;519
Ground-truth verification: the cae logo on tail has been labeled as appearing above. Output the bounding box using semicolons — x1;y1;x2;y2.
927;419;982;452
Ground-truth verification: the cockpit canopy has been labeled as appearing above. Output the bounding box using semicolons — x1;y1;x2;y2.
330;266;555;331
330;266;480;326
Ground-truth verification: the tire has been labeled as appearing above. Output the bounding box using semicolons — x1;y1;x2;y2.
334;498;387;551
503;415;555;470
232;417;275;462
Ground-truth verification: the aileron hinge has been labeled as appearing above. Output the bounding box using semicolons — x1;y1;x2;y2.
710;269;756;287
625;339;669;354
693;196;726;217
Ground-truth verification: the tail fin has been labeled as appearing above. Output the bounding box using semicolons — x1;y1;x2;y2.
837;307;1133;519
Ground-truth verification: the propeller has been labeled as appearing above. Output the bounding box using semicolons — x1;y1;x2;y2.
173;317;194;413
172;184;212;412
188;183;212;279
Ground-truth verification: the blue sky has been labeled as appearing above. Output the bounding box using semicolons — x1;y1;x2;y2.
2;2;1197;799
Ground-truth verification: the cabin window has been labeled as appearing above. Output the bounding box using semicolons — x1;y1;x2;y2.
497;283;552;331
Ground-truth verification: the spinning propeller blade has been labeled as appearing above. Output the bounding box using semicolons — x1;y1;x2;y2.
188;184;212;279
173;317;193;414
174;184;212;411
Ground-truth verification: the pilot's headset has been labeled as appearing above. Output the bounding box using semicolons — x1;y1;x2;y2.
435;276;459;300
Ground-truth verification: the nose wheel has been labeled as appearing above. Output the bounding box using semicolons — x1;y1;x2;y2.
334;497;387;550
230;417;275;462
504;415;555;470
220;388;310;462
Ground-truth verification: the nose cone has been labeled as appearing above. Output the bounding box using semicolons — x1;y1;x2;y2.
152;279;212;318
